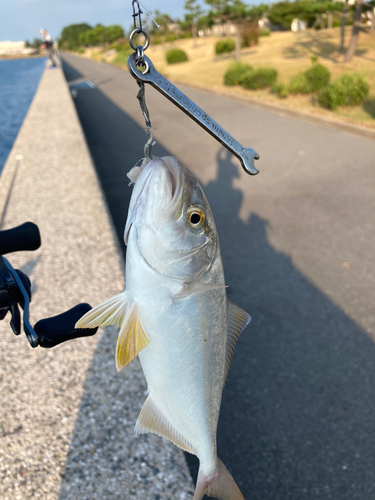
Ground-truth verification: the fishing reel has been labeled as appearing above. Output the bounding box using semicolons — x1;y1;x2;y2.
0;222;98;348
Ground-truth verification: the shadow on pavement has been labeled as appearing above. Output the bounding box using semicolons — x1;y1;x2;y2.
61;58;375;500
63;62;83;82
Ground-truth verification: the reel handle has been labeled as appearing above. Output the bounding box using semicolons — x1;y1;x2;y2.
0;223;98;348
34;303;98;348
0;222;41;255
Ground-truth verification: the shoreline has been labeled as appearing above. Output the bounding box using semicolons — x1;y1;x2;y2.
0;53;46;61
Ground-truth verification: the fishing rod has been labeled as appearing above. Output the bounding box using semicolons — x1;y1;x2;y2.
128;0;260;176
0;222;98;348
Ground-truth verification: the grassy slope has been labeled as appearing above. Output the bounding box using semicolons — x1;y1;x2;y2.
85;27;375;129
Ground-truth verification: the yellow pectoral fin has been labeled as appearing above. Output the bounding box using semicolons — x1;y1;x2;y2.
75;292;128;329
116;303;149;372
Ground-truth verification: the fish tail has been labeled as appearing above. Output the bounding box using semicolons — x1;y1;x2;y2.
193;458;244;500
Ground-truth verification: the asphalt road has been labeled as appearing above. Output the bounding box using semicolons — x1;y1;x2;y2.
62;53;375;500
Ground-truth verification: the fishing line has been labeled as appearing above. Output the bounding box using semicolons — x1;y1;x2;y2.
129;0;157;161
138;1;160;29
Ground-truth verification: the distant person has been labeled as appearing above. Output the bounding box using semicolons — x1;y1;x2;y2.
40;28;58;67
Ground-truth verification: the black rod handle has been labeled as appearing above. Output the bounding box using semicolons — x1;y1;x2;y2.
34;303;98;348
0;222;41;255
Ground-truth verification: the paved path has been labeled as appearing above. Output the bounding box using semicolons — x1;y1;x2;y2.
62;53;375;500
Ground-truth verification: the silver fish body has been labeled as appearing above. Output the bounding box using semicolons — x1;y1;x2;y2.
77;156;250;499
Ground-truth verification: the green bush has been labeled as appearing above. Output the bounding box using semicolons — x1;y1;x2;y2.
165;48;188;64
240;67;278;90
75;46;84;54
288;73;309;94
318;74;370;110
289;61;330;94
259;28;271;36
224;61;253;86
304;63;330;91
271;82;288;98
215;38;235;55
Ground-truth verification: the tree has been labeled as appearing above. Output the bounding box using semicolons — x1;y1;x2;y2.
248;3;269;21
205;0;249;59
79;24;125;47
59;23;92;50
184;0;204;42
268;1;306;29
344;0;364;62
32;38;43;51
198;10;217;30
151;10;170;33
267;0;340;29
106;25;125;44
340;0;349;50
226;0;250;60
204;0;230;13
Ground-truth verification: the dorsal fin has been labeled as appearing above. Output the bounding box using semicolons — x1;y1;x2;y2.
116;302;149;371
224;301;251;383
75;292;128;329
135;396;196;455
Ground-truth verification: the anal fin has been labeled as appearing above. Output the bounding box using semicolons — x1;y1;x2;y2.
135;396;196;455
116;302;149;371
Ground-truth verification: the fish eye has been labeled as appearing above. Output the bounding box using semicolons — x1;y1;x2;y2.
187;206;205;229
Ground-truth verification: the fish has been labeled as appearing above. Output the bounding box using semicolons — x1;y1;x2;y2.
76;156;250;500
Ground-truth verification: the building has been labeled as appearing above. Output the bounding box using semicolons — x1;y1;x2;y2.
0;41;36;56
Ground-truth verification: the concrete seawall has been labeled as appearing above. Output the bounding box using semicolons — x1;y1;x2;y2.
0;67;193;499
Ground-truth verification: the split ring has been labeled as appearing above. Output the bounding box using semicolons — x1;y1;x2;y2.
140;60;149;75
129;28;150;51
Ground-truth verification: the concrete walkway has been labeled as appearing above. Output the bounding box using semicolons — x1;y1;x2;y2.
0;66;193;499
61;53;375;500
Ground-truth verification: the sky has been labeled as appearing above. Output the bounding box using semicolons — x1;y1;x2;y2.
1;0;197;42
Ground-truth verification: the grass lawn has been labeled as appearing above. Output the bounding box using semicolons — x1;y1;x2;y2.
82;27;375;129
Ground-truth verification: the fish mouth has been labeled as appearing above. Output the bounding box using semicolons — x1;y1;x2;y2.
124;164;152;245
162;156;184;207
124;157;184;245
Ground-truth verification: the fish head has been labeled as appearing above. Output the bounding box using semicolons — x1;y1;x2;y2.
125;156;218;281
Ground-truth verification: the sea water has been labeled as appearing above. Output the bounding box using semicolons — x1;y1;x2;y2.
0;57;46;173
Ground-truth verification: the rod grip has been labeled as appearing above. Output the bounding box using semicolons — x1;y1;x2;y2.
0;222;41;255
34;303;98;348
